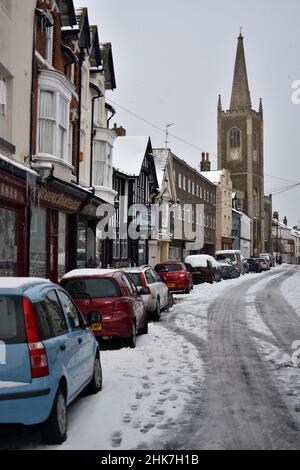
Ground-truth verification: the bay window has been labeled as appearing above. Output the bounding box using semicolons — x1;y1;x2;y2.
93;141;113;187
38;88;70;162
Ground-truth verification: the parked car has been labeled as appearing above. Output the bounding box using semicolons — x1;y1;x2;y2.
215;250;245;274
185;255;222;284
0;277;102;445
61;269;148;348
123;266;169;320
259;252;274;268
242;258;250;274
247;258;262;273
218;262;234;280
257;257;269;271
154;262;193;294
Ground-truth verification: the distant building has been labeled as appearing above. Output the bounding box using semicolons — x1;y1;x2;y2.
200;164;233;251
171;152;216;259
112;135;159;267
217;33;265;256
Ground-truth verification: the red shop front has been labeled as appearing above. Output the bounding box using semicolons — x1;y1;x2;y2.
0;172;28;277
29;180;88;283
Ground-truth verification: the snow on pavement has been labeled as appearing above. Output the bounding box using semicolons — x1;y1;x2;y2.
281;266;300;318
51;324;204;450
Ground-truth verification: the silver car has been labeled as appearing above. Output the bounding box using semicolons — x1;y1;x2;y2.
123;266;169;321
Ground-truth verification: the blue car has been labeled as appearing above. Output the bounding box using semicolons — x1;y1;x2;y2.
0;278;102;444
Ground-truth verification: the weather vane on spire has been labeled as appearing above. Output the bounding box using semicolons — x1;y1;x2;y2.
240;26;243;36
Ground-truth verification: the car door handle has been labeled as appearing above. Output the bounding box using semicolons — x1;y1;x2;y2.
60;344;66;352
78;338;83;345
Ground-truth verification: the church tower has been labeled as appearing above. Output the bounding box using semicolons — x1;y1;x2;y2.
217;33;264;256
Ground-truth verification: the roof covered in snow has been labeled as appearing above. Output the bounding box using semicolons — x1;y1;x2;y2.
152;149;169;189
113;137;151;176
199;171;223;185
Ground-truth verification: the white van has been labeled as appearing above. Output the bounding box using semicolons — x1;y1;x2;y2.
215;250;244;274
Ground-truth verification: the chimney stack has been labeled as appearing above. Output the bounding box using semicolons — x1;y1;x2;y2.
113;123;126;136
273;211;279;221
200;152;211;172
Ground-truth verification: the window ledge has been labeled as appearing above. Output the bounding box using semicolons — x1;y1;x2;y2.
35;154;74;171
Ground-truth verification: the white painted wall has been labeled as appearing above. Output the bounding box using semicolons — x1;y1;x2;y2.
0;0;36;161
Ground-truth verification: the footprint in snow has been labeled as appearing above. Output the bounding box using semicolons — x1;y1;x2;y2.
140;423;155;434
136;392;143;399
122;413;132;423
111;431;122;448
131;404;138;411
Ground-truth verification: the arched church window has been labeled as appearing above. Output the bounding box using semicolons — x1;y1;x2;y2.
230;128;241;148
229;128;241;160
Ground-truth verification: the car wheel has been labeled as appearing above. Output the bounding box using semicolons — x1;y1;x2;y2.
153;298;161;321
166;292;174;309
127;322;137;348
86;355;102;394
42;386;67;445
139;318;148;335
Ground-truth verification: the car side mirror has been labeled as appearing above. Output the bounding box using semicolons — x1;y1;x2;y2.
137;286;149;296
87;311;102;326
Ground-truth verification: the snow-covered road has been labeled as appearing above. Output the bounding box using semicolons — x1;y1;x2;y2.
1;265;300;450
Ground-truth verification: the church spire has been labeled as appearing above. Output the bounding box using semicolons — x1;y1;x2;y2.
218;94;222;115
230;32;252;112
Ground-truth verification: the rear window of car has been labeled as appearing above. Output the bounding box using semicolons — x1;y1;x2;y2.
126;273;142;287
63;277;121;299
216;253;235;262
0;296;26;344
156;264;183;272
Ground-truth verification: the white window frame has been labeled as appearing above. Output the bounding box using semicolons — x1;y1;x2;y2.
37;88;71;163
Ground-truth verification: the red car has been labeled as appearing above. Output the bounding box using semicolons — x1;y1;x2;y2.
154;262;193;294
60;269;148;348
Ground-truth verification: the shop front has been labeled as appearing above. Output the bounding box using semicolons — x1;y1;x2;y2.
0;171;28;276
29;179;89;282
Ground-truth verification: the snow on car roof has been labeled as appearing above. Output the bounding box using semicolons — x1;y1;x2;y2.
185;255;216;268
215;250;241;254
0;278;51;290
62;269;118;280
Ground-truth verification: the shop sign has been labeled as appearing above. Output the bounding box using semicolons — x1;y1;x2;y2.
38;187;82;213
0;180;25;204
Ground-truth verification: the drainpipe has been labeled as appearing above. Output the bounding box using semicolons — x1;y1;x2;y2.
76;50;85;185
89;82;103;187
106;103;116;129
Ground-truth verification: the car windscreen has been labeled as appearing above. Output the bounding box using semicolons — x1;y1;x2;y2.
0;296;26;344
63;278;121;299
156;264;183;273
126;273;142;287
216;253;235;262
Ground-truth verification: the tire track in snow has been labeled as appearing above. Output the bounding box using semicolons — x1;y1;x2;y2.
170;270;300;450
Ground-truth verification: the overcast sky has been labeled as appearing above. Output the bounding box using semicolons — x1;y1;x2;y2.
74;0;300;226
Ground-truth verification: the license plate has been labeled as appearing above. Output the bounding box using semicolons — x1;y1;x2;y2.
92;323;102;332
167;283;176;288
193;272;202;276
